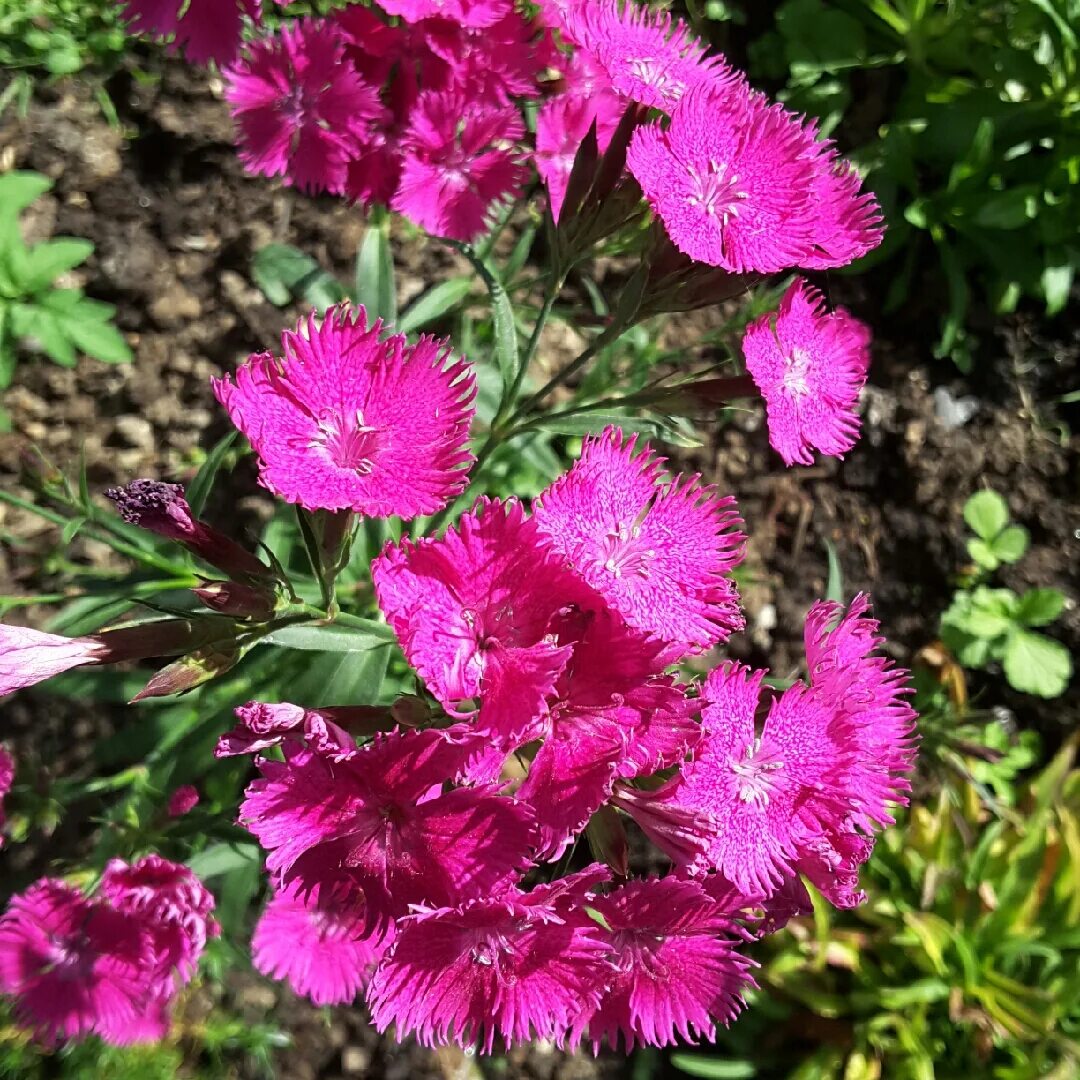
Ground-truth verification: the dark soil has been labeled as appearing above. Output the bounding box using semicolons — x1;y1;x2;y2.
0;50;1077;1080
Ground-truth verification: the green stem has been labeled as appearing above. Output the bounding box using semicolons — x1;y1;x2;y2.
495;281;562;427
514;321;620;420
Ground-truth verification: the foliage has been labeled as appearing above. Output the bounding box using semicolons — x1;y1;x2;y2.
940;490;1071;698
740;0;1079;369
0;171;132;413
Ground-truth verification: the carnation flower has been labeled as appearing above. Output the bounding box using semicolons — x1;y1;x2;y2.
393;91;526;241
0;880;155;1045
167;785;200;818
240;729;536;932
627;83;882;273
562;0;738;111
519;612;698;859
741;278;872;467
225;20;382;195
0;624;108;698
368;884;611;1050
213;305;475;516
121;0;259;66
0;747;12;846
252;885;387;1006
379;0;511;28
373;498;603;758
578;878;754;1050
533;427;745;654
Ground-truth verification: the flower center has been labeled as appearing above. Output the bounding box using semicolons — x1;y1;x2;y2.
48;935;94;981
468;927;520;985
782;347;812;397
280;84;314;127
310;408;380;473
686;160;748;224
598;523;654;580
729;737;784;808
309;909;351;941
627;55;678;95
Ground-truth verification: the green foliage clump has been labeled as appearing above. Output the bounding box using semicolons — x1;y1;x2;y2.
744;0;1079;369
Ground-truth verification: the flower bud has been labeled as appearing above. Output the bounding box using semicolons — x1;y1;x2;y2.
389;694;431;729
131;642;242;702
586;805;629;879
167;785;200;818
193;581;276;621
105;480;272;583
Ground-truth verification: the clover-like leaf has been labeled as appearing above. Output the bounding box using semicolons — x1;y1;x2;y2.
963;490;1009;541
1003;629;1072;698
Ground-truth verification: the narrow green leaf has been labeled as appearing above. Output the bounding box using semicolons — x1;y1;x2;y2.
397;277;473;334
261;621;395;652
62;310;133;363
283;643;391;708
10;303;77;366
670;1054;756;1078
186;432;238;518
0;171;52;220
252;243;347;313
823;538;844;603
355;220;397;325
533;412;664;438
22;238;93;290
187;841;261;879
453;245;519;395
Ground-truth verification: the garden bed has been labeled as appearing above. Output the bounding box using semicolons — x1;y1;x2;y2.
0;51;1077;1079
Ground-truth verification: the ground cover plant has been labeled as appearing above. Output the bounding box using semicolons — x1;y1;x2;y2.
0;0;1075;1077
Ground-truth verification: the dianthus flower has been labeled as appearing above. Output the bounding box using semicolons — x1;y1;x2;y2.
225;20;382;195
627;82;883;273
121;0;258;66
562;0;739;111
379;0;511;28
213;305;475;516
533;427;745;655
393;91;526;241
793;818;873;909
240;729;536;933
0;880;155;1045
0;747;12;846
252;884;388;1006
742;278;872;466
0;624;108;697
373;498;603;759
519;612;698;859
368;871;612;1050
576;878;755;1050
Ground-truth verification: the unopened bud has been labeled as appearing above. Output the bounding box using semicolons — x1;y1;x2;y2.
105;480;272;583
93;617;230;663
131;642;242;702
167;785;200;818
193;581;276;621
317;705;397;736
586;805;629;879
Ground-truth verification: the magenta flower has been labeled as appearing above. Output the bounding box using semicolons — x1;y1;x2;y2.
252;885;387;1006
742;278;872;466
213;305;475;516
562;0;738;111
627;83;883;273
393;91;526;242
240;729;536;933
368;884;611;1050
0;624;108;698
533;427;745;654
121;0;259;66
0;747;12;846
519;612;698;859
794;818;873;909
0;880;155;1045
578;878;754;1050
379;0;511;27
373;498;603;756
167;785;200;818
225;20;382;195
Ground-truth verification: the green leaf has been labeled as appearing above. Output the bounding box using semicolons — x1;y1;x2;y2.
0;171;52;221
22;237;93;290
397;277;473;334
1042;261;1074;316
1003;629;1072;698
10;303;76;366
823;538;844;604
532;412;667;439
355;220;397;326
990;524;1029;563
186;431;238;518
963;490;1009;541
283;643;391;709
453;244;519;396
972;186;1040;230
261;621;396;652
670;1055;756;1079
252;243;346;313
62;308;132;363
967;536;1000;572
1014;588;1066;628
187;841;261;879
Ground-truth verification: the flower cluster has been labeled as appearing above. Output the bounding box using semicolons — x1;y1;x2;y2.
0;857;217;1045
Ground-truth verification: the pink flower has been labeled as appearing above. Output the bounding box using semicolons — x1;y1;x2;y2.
533;427;745;654
393;91;526;241
794;818;873;910
373;498;602;757
519;612;698;859
627;83;882;273
368;883;611;1050
0;624;107;698
240;729;536;933
742;278;872;466
167;785;200;818
225;20;382;195
0;747;13;845
562;0;738;111
577;878;754;1050
213;305;475;516
535;90;625;222
0;880;155;1045
252;885;388;1006
379;0;511;28
121;0;259;66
